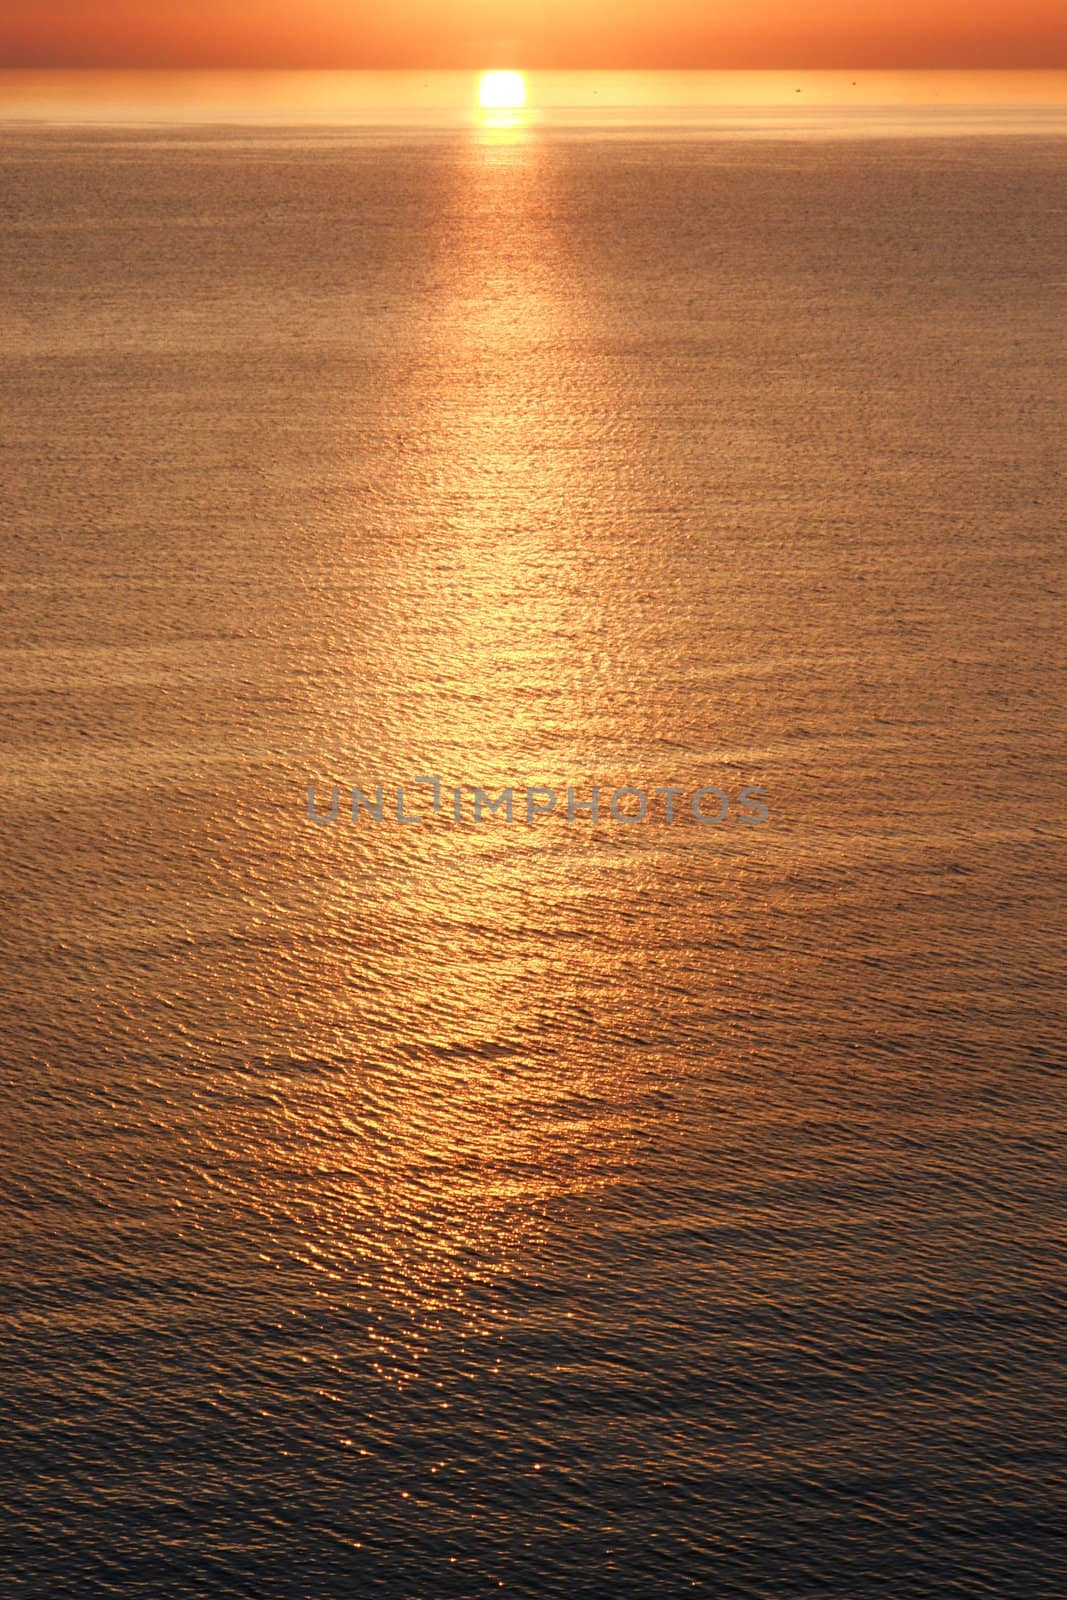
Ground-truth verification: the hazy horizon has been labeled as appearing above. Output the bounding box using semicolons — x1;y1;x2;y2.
2;68;1067;130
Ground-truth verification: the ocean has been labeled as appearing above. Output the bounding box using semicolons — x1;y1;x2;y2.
1;79;1064;1598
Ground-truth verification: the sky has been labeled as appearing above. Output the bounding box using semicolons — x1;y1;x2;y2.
1;0;1065;69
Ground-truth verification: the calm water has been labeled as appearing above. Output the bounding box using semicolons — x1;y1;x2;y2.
1;107;1064;1597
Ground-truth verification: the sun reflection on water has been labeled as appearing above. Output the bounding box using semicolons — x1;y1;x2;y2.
281;121;644;1378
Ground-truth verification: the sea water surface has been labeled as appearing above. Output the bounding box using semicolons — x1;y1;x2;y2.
1;78;1064;1598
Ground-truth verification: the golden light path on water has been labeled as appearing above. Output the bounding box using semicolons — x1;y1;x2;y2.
274;116;657;1383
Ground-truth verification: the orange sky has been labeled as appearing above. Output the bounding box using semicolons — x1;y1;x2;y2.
2;0;1065;69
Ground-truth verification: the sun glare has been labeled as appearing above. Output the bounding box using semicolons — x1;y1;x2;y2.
477;70;527;112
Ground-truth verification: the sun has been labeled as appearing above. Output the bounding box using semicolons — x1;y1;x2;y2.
477;70;527;112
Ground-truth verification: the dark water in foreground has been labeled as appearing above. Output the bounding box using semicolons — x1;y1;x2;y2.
1;118;1064;1597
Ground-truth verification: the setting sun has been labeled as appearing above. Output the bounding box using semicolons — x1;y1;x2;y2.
477;69;527;111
